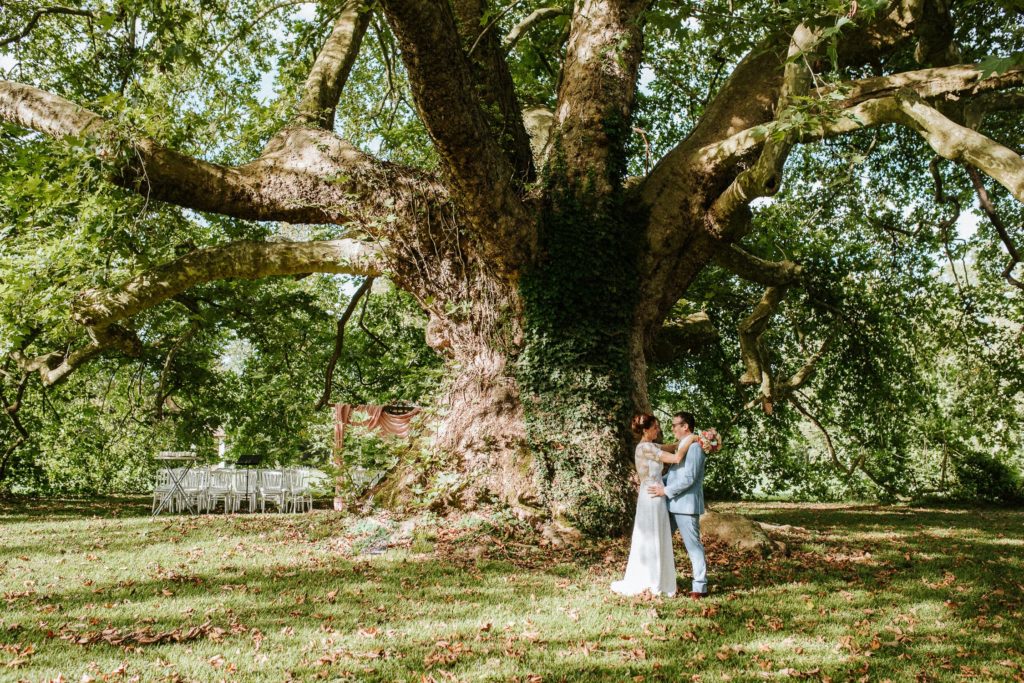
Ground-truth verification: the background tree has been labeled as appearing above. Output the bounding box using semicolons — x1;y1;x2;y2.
1;0;1021;531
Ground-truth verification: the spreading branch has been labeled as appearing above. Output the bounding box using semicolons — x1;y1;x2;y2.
503;6;568;49
11;325;142;387
316;277;375;410
0;80;447;227
295;1;373;129
650;312;719;363
708;22;820;236
714;245;803;287
73;239;382;330
696;63;1024;172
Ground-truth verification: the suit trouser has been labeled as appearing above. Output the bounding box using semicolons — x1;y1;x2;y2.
670;512;707;593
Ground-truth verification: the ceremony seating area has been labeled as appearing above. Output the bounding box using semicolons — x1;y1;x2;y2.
151;467;325;515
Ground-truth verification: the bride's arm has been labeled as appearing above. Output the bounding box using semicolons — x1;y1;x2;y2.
658;435;697;464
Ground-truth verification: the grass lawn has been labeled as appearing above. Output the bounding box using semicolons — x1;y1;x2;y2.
1;498;1022;682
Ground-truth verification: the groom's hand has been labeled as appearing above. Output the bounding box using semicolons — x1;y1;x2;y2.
648;484;666;498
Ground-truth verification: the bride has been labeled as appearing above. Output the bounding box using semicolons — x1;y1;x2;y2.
611;413;697;597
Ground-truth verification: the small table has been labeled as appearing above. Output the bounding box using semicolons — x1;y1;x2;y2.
153;451;199;515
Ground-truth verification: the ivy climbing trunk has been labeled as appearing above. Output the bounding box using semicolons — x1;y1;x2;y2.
420;183;649;535
514;178;646;535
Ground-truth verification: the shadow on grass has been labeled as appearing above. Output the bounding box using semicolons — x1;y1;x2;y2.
0;501;1022;681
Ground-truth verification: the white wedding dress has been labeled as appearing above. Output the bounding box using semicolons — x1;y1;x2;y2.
611;441;677;596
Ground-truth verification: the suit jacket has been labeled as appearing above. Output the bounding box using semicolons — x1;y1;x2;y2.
663;441;705;515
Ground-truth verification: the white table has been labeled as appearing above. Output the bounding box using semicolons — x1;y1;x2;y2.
153;451;199;515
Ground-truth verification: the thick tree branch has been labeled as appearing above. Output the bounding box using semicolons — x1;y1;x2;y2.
73;239;382;330
650;312;719;364
891;92;1024;202
714;245;803;287
0;80;448;227
552;0;649;192
295;1;372;130
697;63;1024;171
452;0;535;184
315;276;375;409
708;22;821;237
380;0;533;270
738;286;788;393
504;6;568;49
11;325;142;387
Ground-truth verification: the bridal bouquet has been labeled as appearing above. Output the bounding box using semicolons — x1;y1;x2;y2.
697;428;722;453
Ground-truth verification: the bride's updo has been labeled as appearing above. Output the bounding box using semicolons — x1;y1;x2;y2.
631;413;657;437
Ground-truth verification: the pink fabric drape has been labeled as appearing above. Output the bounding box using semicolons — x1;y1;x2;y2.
333;404;422;451
332;404;422;510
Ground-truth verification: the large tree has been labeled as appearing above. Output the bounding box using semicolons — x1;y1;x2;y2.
1;0;1022;531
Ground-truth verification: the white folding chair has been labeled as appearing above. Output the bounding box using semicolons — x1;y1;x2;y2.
286;469;313;513
181;468;209;512
257;470;287;512
206;469;233;513
152;468;176;514
230;470;255;513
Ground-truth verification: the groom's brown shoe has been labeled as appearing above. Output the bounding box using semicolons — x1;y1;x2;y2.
689;591;707;599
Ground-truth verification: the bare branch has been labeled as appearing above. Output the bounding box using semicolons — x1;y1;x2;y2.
0;6;95;48
74;239;382;330
964;165;1024;291
296;1;373;129
714;245;803;287
316;277;375;410
503;6;568;49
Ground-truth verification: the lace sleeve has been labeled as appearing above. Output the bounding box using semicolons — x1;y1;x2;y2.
635;442;662;462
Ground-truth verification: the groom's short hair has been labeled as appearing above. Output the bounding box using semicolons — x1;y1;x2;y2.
675;411;695;432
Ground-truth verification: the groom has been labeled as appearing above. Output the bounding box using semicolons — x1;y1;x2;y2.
648;411;707;599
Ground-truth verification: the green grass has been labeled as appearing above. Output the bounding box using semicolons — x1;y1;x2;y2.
1;499;1022;682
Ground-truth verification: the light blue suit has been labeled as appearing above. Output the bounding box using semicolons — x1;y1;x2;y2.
664;441;707;593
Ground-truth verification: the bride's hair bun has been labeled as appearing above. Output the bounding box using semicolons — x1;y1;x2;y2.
631;413;657;436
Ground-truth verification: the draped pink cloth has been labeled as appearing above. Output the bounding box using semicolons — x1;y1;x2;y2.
333;404;422;451
332;404;422;511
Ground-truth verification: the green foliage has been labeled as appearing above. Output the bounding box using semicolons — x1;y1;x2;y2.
952;451;1024;505
2;0;1023;514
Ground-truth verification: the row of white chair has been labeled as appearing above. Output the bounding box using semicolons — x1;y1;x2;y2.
152;468;320;514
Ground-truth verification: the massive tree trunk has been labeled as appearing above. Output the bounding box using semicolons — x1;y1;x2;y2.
420;193;647;534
